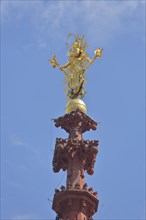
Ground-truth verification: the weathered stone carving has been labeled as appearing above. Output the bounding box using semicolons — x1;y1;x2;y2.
60;185;65;191
52;109;99;220
74;183;80;189
53;108;98;133
52;138;98;175
82;183;88;190
55;189;60;194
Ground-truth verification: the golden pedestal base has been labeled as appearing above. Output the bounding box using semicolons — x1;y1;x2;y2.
66;98;87;113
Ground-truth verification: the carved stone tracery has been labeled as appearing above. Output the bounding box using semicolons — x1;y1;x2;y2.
53;138;98;175
54;108;98;133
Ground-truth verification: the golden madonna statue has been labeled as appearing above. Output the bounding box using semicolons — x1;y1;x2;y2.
49;33;103;113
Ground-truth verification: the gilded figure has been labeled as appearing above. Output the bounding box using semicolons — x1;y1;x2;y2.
49;34;103;102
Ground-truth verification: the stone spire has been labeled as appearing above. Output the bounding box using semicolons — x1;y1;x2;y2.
52;108;99;220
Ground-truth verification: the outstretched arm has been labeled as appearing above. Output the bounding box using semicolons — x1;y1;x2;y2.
49;54;71;72
49;55;72;79
83;48;103;64
60;61;71;70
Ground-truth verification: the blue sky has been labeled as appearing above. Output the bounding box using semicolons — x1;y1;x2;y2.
1;1;145;220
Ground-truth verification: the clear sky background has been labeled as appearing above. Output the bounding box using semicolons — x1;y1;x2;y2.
1;1;145;220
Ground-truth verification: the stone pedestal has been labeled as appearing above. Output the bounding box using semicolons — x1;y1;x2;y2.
52;108;99;220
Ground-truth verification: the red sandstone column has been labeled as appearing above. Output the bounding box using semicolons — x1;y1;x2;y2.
52;109;99;220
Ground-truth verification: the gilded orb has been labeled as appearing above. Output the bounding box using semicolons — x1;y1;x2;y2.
66;98;87;113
